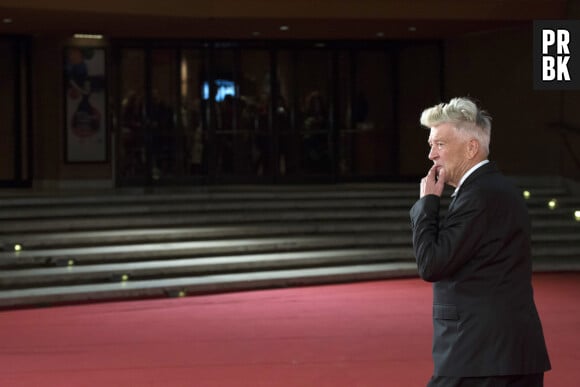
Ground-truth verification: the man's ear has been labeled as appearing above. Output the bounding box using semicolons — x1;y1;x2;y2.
467;139;479;159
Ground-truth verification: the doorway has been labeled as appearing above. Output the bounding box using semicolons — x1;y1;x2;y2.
112;40;439;186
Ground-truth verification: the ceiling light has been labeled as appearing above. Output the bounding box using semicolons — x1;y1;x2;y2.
2;18;13;24
279;25;289;31
376;32;385;38
408;26;417;32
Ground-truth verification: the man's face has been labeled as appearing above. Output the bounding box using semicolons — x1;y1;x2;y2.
427;122;470;187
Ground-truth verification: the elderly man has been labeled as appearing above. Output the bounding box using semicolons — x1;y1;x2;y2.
409;97;551;387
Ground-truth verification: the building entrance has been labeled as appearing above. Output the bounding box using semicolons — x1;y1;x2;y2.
112;41;440;186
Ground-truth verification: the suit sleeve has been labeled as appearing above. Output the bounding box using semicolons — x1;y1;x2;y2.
410;193;486;282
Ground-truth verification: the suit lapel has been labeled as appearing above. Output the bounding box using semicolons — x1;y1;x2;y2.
448;194;458;211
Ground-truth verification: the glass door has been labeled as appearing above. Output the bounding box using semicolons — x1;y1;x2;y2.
209;46;272;183
0;38;31;187
118;48;146;184
276;48;334;181
180;48;207;178
117;46;205;186
113;40;441;186
295;49;333;177
337;49;396;178
240;49;273;180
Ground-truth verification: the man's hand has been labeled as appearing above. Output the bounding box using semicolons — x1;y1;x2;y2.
420;166;445;198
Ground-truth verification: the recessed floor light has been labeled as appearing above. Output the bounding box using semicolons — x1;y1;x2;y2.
73;33;103;39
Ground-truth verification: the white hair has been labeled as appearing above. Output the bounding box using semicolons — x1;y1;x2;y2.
420;97;491;156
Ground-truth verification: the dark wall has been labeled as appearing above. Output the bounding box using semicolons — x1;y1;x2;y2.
444;25;580;179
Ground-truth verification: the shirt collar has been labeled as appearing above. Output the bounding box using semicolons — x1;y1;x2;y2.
451;160;489;197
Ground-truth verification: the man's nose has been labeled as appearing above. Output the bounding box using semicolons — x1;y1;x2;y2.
428;146;438;160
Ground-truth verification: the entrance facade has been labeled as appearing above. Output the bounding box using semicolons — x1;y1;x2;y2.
113;41;441;186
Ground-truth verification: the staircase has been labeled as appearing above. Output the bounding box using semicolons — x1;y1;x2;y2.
0;180;578;309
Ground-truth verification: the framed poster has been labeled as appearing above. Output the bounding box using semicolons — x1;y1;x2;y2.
64;46;107;162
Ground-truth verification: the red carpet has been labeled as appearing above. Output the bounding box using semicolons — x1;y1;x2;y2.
0;273;577;386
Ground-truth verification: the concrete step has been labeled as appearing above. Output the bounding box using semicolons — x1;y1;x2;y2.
532;219;580;229
0;179;567;204
2;201;577;223
0;262;419;309
532;233;580;243
1;208;578;235
0;248;410;288
2;242;575;289
0;208;413;233
1;253;573;309
0;198;421;220
0;184;575;219
532;256;580;272
0;234;411;268
532;245;580;257
1;193;577;219
0;222;410;249
1;221;575;250
0;185;418;206
1;230;576;268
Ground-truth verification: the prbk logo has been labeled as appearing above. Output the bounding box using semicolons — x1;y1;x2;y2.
534;20;580;90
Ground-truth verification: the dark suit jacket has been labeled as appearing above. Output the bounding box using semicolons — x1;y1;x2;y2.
410;162;551;377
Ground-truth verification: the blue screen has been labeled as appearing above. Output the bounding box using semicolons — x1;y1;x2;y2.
203;79;236;101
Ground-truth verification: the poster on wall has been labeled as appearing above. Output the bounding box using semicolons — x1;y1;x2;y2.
64;47;107;163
